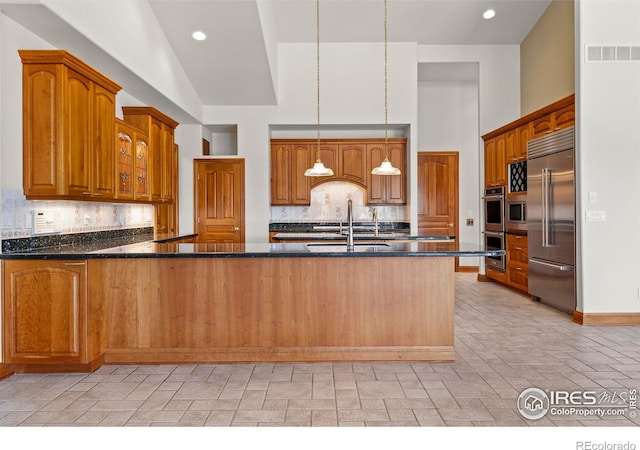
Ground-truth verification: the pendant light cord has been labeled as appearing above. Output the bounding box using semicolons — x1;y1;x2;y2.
316;0;321;162
384;0;389;159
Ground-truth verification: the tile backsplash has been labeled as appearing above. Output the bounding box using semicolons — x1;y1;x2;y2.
270;181;408;223
1;188;154;239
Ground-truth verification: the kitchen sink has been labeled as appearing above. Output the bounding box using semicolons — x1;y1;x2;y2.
306;242;391;252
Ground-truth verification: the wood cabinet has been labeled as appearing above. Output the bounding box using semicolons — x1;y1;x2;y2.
367;141;407;204
532;104;575;139
20;50;121;200
2;260;103;367
270;142;312;205
154;144;180;235
506;234;528;291
483;95;574;188
270;138;406;205
484;136;506;188
121;107;179;204
115;119;150;201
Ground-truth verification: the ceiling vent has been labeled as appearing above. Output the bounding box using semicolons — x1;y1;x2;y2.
586;45;640;62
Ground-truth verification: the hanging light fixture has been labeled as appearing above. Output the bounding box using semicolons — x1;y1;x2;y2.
305;0;334;177
371;0;401;176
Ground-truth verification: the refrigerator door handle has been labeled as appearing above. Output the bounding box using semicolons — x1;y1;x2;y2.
529;258;571;271
541;168;552;248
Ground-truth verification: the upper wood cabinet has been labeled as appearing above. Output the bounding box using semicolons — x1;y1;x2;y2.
115;119;150;201
484;136;506;188
121;107;179;203
483;95;575;189
532;104;575;138
270;142;312;205
270;138;406;205
20;50;121;200
366;141;407;204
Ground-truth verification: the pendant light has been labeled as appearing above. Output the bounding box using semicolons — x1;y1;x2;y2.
371;0;401;176
305;0;334;177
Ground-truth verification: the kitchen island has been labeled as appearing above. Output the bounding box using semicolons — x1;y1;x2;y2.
1;240;502;373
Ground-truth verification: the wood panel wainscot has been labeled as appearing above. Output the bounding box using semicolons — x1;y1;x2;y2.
90;257;455;363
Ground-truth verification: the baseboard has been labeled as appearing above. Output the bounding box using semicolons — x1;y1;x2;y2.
5;354;104;375
0;364;13;381
574;311;640;325
458;266;479;273
477;274;491;282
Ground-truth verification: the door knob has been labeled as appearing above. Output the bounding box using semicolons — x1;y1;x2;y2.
233;227;240;232
448;223;454;227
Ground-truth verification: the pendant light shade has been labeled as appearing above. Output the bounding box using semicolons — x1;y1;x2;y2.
304;160;334;177
305;0;334;177
371;0;401;176
371;156;401;175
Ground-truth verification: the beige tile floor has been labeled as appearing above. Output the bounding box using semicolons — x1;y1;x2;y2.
1;273;639;427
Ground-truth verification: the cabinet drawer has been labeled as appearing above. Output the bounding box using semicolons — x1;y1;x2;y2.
508;264;528;289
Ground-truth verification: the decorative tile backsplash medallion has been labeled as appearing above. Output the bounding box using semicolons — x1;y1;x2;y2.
270;181;408;223
1;188;154;240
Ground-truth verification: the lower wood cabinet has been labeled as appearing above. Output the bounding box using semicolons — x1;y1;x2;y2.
2;260;104;367
506;234;528;291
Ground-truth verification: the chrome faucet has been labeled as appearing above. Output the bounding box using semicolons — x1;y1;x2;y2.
372;208;378;237
346;199;354;251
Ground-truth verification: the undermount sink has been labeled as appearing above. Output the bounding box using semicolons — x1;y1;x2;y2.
306;242;391;252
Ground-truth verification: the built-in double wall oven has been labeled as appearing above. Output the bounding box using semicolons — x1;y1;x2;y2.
483;186;505;271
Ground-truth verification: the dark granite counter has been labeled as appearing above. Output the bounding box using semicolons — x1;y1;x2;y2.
269;221;411;234
0;239;503;260
271;232;454;241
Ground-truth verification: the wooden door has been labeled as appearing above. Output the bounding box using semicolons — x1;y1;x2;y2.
418;152;459;237
194;159;245;243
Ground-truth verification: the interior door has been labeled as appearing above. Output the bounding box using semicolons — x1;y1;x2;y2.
418;152;459;236
194;159;245;243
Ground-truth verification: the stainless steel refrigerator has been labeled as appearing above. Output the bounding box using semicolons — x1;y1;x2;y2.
527;126;576;314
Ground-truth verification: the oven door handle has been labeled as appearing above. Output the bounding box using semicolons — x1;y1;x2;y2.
483;231;504;238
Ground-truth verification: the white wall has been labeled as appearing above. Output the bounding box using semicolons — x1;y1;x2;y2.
576;0;640;313
418;81;481;267
203;42;418;242
417;46;520;271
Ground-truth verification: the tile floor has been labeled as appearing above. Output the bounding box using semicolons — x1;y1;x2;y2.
1;273;640;427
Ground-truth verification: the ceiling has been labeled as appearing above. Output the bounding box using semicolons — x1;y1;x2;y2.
147;0;551;105
1;0;551;115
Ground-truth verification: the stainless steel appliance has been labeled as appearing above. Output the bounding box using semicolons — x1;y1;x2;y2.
484;230;506;271
527;126;576;314
483;186;505;232
506;194;527;233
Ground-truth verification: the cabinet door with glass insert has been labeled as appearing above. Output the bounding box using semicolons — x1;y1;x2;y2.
115;120;134;200
135;136;150;201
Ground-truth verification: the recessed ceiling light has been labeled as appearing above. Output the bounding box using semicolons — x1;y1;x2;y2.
483;9;496;20
191;30;207;41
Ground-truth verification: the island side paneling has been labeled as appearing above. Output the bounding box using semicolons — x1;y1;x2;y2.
90;257;455;362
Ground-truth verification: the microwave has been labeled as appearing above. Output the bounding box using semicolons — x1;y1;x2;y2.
506;195;526;232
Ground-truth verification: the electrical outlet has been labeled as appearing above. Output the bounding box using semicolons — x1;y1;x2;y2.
466;218;474;226
83;215;91;226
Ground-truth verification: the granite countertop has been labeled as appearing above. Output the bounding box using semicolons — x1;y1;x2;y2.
271;232;454;241
0;239;503;260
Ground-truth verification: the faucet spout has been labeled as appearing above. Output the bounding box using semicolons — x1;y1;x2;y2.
347;199;354;251
372;208;378;237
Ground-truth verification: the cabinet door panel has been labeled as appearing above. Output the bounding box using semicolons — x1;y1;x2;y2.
310;144;338;187
23;66;59;196
116;126;134;199
270;144;291;205
150;119;163;202
366;144;386;204
93;85;116;198
339;143;366;186
291;145;311;205
3;260;87;363
65;70;92;197
385;143;406;204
